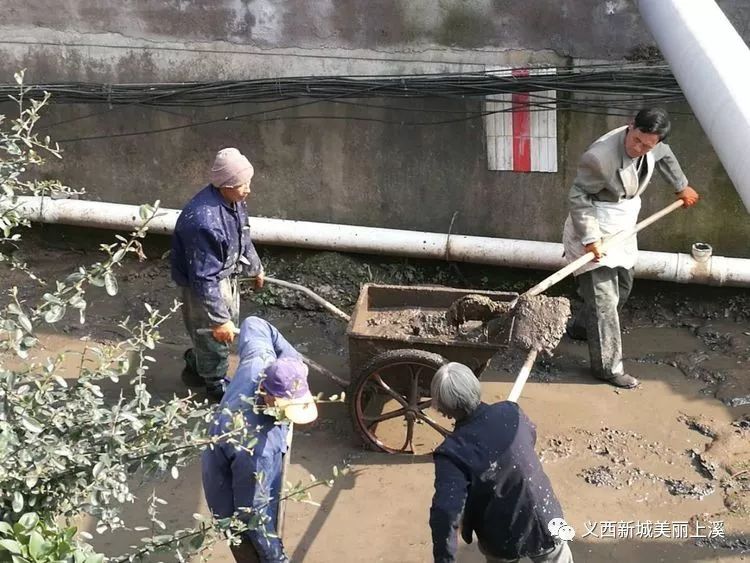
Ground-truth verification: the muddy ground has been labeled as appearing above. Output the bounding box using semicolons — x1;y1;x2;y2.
2;228;750;562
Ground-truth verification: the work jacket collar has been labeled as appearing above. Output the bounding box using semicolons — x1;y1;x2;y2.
209;184;238;212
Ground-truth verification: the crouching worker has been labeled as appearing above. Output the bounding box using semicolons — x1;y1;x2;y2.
429;363;573;563
202;316;318;563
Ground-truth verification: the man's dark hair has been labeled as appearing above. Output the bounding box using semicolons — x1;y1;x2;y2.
634;107;671;140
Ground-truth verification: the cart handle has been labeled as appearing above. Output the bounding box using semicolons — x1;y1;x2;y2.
241;276;351;323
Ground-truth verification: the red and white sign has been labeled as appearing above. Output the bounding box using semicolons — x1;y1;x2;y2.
485;67;557;173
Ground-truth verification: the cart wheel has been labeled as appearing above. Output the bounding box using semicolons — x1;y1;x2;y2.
349;349;453;454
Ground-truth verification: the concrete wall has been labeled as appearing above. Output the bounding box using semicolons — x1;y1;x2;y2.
1;0;749;257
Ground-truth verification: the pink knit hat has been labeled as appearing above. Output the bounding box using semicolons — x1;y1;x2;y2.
209;148;254;188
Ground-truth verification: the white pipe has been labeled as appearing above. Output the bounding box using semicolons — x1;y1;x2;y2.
10;196;750;287
637;0;750;213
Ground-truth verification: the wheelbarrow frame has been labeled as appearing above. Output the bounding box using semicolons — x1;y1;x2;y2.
345;283;518;453
347;284;518;375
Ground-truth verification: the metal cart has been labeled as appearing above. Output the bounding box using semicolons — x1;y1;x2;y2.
344;284;517;454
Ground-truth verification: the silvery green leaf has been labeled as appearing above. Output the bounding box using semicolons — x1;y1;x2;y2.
43;304;65;323
27;530;44;559
11;492;23;513
21;416;43;434
42;292;63;305
188;534;205;550
171;466;179;479
104;273;118;296
0;539;21;554
138;204;153;221
92;462;105;479
65;272;85;284
18;512;39;530
112;248;126;262
17;314;32;334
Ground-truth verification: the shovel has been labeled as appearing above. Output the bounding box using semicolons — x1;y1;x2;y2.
507;199;685;402
195;275;351;388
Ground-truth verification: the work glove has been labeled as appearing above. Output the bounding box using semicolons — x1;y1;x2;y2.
212;320;237;344
677;186;700;207
254;272;265;290
584;240;604;262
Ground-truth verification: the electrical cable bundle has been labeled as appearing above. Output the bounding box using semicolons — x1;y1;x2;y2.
4;63;680;107
0;62;685;142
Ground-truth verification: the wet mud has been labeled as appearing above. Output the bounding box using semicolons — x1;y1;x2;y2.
363;293;513;343
445;294;513;325
364;307;485;341
3;238;749;561
363;293;571;354
510;294;571;354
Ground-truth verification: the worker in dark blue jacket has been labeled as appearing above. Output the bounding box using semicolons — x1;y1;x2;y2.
429;362;574;563
171;148;264;400
202;316;318;562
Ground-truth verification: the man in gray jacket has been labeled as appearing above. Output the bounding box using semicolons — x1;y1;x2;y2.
562;108;699;388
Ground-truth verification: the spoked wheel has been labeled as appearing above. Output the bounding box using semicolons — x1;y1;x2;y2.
349;349;453;454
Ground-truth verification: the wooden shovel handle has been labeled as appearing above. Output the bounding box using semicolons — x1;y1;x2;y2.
507;349;538;403
525;200;684;298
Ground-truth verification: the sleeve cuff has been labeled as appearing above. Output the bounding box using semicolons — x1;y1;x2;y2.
581;235;599;246
673;178;689;192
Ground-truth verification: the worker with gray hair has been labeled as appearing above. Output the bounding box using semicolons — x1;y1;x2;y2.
171;148;265;400
429;362;573;563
